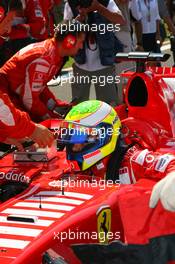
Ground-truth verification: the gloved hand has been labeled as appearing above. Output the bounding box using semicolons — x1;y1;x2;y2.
29;124;54;148
47;97;78;118
47;98;77;118
149;172;175;212
4;137;25;151
54;105;72;117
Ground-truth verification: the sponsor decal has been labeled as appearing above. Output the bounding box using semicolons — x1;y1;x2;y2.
33;72;45;82
32;83;43;91
145;154;155;163
33;0;43;17
166;141;175;146
48;180;69;188
0;169;30;183
125;145;138;159
96;162;105;170
155;154;175;172
97;206;111;244
135;149;149;165
119;167;131;184
35;10;42;17
83;150;103;165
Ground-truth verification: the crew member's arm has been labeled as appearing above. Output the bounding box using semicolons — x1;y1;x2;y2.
64;2;75;21
156;19;161;44
134;21;144;51
155;1;161;44
129;0;143;50
121;144;175;184
0;91;54;148
164;16;175;36
0;91;35;141
0;9;15;36
40;87;71;117
97;0;125;25
79;0;125;25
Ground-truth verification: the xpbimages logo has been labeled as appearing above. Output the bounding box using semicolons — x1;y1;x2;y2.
54;229;121;243
0;169;30;183
55;20;121;35
53;126;120;139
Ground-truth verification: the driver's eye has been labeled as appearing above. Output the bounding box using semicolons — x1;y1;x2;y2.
72;144;85;152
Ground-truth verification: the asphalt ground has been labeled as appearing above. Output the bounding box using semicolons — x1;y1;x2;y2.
49;42;173;103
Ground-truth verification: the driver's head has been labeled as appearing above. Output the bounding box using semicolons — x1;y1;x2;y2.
58;100;121;171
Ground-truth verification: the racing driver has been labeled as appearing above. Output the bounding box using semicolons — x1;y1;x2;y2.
58;99;175;264
0;20;85;122
58;99;175;184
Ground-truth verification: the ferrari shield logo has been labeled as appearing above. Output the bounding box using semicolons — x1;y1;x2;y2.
97;206;111;244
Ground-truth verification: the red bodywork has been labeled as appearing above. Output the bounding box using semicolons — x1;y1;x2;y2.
1;63;175;263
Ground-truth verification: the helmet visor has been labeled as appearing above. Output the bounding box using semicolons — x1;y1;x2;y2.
56;120;100;145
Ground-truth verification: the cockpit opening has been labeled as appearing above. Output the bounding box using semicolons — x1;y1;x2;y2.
128;76;148;107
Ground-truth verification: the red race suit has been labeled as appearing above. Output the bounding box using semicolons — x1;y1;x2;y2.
7;0;46;41
0;91;35;142
0;38;67;121
68;118;175;264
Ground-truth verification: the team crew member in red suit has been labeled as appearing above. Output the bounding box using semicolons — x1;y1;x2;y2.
0;0;22;37
0;0;46;65
0;20;85;122
0;91;54;149
0;0;23;65
40;0;62;39
7;0;45;41
60;100;175;264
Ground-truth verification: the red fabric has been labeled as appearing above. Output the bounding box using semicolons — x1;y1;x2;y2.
85;142;175;183
0;6;5;23
117;179;175;245
0;37;4;46
115;104;128;120
91;156;111;179
0;91;35;141
0;38;64;120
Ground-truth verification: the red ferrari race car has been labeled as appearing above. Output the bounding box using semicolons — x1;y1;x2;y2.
1;52;175;264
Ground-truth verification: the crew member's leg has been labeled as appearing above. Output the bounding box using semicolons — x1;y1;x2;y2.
71;63;91;103
94;66;118;106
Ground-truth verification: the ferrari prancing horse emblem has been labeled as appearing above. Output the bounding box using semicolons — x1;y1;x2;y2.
97;206;111;244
